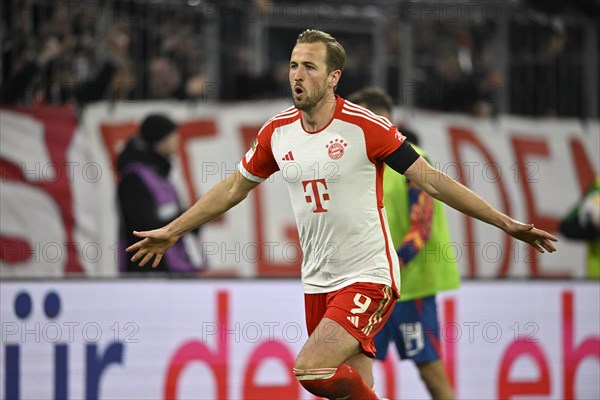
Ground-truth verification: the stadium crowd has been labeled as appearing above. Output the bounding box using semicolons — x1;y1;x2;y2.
1;0;596;118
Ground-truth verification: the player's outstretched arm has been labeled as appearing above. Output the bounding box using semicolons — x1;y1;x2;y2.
404;157;558;253
126;170;260;267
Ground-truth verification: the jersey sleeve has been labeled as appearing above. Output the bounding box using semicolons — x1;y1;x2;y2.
364;123;406;163
239;126;280;182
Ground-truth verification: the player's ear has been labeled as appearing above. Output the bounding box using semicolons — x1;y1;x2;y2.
328;70;341;88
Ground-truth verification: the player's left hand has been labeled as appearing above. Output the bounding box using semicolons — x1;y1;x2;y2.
505;221;558;253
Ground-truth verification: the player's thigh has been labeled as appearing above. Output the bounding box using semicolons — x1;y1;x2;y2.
327;282;396;358
396;296;441;363
296;283;396;369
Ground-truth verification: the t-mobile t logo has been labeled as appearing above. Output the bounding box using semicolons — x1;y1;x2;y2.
302;179;330;213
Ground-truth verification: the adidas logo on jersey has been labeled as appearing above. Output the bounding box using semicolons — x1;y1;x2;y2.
281;151;295;161
347;315;360;327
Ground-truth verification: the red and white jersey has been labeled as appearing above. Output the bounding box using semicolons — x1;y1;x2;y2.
240;96;405;295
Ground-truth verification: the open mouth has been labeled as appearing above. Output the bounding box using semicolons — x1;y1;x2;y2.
294;86;304;98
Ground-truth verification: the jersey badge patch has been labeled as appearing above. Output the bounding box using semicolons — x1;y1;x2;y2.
326;139;348;160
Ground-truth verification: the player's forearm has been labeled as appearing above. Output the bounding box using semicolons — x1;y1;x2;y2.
428;172;510;231
165;173;249;237
406;157;512;232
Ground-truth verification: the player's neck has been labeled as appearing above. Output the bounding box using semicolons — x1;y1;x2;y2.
302;93;337;132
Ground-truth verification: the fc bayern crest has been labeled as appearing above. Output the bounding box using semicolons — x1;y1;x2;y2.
326;138;348;160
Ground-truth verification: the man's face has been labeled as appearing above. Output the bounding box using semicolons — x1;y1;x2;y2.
289;42;333;112
149;58;181;98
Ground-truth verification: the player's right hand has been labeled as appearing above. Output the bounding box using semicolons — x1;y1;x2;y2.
126;228;181;268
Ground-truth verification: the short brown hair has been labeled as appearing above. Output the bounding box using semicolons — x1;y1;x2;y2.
347;87;393;114
296;29;346;74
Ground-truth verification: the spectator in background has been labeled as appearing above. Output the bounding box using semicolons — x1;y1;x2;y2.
349;87;459;399
75;22;136;104
412;22;499;118
2;0;213;104
559;177;600;279
0;22;134;106
218;0;276;100
471;68;502;118
0;36;66;104
117;114;205;273
147;56;185;99
146;55;207;100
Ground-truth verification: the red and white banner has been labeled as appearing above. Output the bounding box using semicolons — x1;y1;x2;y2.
1;280;598;399
1;103;598;277
407;113;599;278
0;106;86;277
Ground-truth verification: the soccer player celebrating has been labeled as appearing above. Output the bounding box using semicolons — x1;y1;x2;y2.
127;29;557;399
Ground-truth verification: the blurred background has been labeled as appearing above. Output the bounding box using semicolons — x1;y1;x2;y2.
2;0;599;117
1;1;599;399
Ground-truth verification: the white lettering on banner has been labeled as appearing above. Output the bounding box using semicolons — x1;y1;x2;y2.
0;281;598;399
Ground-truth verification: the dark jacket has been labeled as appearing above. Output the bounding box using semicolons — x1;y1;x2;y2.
117;136;200;272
